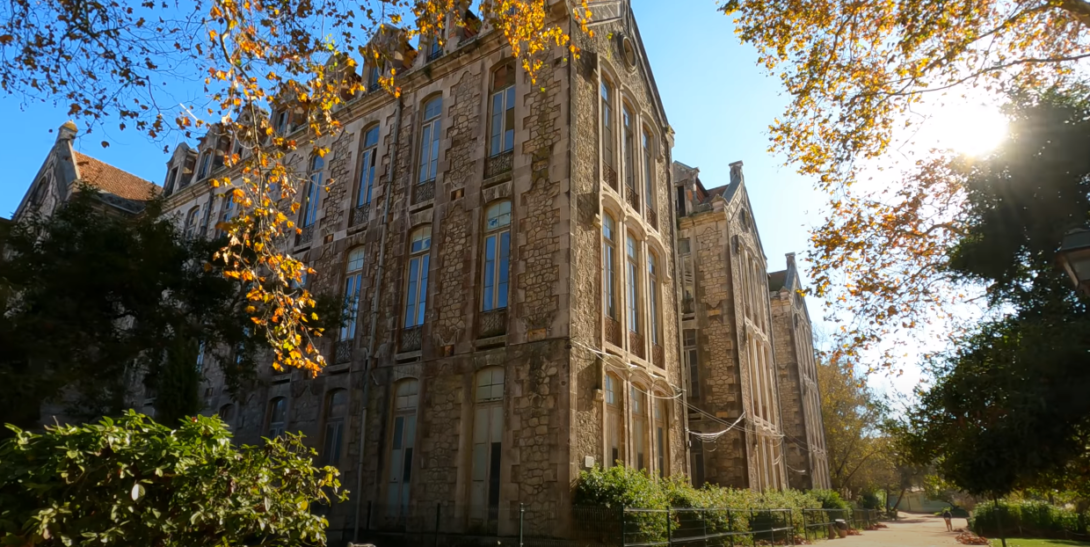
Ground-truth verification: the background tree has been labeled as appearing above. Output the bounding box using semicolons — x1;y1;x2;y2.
898;87;1090;498
0;0;592;376
0;411;345;546
720;0;1090;365
0;187;340;434
817;351;899;501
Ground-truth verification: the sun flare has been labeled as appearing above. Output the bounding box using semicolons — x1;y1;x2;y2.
921;102;1009;157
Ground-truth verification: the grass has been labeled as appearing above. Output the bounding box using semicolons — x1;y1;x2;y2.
989;539;1090;547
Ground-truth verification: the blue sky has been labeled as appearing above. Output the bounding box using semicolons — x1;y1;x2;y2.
0;0;827;331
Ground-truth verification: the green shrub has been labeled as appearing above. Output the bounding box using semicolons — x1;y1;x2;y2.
971;500;1089;539
0;411;345;546
809;489;851;510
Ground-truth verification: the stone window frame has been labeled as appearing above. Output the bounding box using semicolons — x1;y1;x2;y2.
599;68;618;190
355;123;382;209
647;249;663;352
641;125;658;228
653;392;669;478
601;210;621;348
416;93;444;184
265;396;287;439
403;224;432;330
321;388;348;466
386;378;420;519
621;99;639;208
341;247;366;341
217;403;235;425
300;154;324;228
481;200;512;312
603;371;625;468
487;60;517;158
469;366;505;528
195;149;212;181
629;383;648;472
625;231;643;339
183;206;200;240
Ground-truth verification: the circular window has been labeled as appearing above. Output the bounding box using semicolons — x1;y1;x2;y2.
621;36;637;71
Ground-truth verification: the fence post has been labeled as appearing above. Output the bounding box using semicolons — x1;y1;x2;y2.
701;508;708;547
728;509;735;547
434;502;441;547
770;512;776;545
666;507;672;545
620;505;627;547
519;503;525;547
803;510;809;543
789;510;795;546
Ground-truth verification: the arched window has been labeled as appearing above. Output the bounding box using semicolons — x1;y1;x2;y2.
387;379;419;517
266;397;287;438
630;384;647;471
404;227;431;330
489;63;516;157
302;155;324;228
626;234;642;357
642;129;656;225
165;167;179;195
323;389;348;466
654;395;668;478
648;251;662;364
601;78;615;186
342;247;366;340
623;105;638;209
197;151;212;180
183;207;200;240
605;373;622;467
482;201;511;312
367;63;381;91
357;125;380;209
218;403;235;423
471;367;504;526
419;96;442;183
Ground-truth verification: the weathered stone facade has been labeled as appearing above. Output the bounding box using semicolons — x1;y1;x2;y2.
769;254;831;490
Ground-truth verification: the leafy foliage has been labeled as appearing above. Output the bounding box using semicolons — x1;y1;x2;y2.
971;500;1089;539
0;0;593;376
720;0;1090;365
0;411;345;546
898;88;1090;498
0;187;341;433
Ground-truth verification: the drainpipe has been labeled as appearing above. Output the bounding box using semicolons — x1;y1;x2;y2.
353;95;403;542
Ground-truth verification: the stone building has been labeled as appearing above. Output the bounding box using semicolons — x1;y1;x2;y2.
672;160;828;492
769;254;831;490
151;0;685;542
8;0;834;542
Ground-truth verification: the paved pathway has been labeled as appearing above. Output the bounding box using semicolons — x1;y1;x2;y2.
825;513;969;547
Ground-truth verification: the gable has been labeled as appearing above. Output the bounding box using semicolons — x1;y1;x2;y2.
586;0;669;131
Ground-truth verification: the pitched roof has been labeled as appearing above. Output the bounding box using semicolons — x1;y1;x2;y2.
73;152;159;202
768;270;788;292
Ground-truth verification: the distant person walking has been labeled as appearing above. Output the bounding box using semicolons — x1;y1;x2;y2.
942;508;953;532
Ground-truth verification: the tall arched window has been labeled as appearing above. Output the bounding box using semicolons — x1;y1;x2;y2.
302;155;323;227
218;403;235;424
600;78;616;188
642;129;656;226
648;251;662;366
622;105;638;209
603;214;620;345
404;226;431;329
418;96;442;183
357;125;380;208
197;151;212;180
489;63;516;157
387;379;418;517
470;367;504;526
605;373;623;467
184;207;200;240
323;389;348;465
626;234;643;357
342;248;365;340
631;384;647;471
266;397;287;439
482;201;511;312
654;395;668;478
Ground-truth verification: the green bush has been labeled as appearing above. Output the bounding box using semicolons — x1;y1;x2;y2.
0;411;345;546
971;500;1089;539
574;467;840;544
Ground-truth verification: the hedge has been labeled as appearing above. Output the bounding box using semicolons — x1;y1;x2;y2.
573;466;854;544
971;500;1090;539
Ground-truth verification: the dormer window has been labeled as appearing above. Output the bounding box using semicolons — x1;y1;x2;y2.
197;152;212;180
367;64;381;92
426;34;444;62
275;111;289;134
165;167;178;195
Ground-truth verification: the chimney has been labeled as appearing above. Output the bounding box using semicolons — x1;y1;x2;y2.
729;160;744;186
786;252;796;269
57;120;78;142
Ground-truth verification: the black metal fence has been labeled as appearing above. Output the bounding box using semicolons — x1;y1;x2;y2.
330;503;887;547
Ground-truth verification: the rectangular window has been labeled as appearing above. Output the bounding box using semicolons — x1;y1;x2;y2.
266;398;286;439
489;64;516;157
470;370;504;526
197;153;211;180
195;341;205;374
655;399;667;478
322;391;347;466
603;216;618;321
419;98;442;183
676;186;686;217
302;176;321;227
649;254;660;346
684;329;699;398
342;273;362;339
691;441;705;488
626;236;640;334
643;131;654;211
623;107;636;191
388;413;416;516
404;228;432;330
275;111;289;134
631;385;646;471
605;374;622;468
601;81;614;171
358;126;380;207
